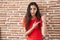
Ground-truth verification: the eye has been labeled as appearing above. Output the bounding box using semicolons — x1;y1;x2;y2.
30;8;32;10
34;8;36;10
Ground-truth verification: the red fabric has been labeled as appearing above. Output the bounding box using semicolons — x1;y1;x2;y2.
23;17;43;40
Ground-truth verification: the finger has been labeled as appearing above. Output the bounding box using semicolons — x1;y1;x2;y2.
37;21;40;24
38;21;40;23
34;21;40;25
36;21;40;25
35;22;39;25
34;22;36;24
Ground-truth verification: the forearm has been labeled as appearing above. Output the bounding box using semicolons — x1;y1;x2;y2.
24;27;34;36
42;15;46;37
24;20;40;36
42;24;46;37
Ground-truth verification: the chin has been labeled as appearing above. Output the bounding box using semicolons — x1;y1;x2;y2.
31;15;35;17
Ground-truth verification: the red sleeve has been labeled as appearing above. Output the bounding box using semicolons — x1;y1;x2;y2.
23;17;26;27
40;17;42;27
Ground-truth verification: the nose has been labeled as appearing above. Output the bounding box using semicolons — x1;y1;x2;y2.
31;9;34;13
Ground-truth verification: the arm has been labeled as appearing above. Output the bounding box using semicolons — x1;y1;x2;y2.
24;26;35;36
24;21;40;36
41;15;46;37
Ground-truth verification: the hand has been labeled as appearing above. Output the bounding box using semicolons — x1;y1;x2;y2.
32;21;40;29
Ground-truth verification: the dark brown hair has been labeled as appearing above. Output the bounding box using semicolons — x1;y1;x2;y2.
25;2;41;30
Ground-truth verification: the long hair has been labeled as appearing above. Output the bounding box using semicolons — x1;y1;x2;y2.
25;2;41;30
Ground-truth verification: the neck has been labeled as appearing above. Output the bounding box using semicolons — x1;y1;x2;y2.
31;16;36;20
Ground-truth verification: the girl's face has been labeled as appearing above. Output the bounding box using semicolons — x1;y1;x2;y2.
30;5;37;17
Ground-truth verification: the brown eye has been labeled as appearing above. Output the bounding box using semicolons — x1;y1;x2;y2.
34;8;36;10
30;8;32;10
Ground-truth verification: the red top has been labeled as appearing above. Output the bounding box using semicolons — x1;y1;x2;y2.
23;17;43;40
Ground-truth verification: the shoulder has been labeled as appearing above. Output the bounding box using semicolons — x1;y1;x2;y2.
40;17;42;22
40;17;42;21
23;17;26;27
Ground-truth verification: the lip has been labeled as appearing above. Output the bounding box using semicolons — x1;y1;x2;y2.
32;13;34;14
32;12;35;14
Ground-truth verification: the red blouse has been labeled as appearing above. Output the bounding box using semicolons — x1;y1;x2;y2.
23;17;43;40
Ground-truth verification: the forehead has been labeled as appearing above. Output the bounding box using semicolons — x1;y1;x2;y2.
30;5;36;8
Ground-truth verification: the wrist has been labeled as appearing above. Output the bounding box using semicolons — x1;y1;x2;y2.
31;26;35;29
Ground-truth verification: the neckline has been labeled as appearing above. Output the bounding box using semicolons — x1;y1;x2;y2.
31;17;37;21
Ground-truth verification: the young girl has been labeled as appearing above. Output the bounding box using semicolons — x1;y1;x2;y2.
23;2;45;40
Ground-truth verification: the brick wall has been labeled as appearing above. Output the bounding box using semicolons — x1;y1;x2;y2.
0;0;60;40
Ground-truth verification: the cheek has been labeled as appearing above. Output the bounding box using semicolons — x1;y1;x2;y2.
34;10;36;13
30;10;37;14
30;11;36;16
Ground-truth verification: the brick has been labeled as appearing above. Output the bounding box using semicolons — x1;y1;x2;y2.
0;0;60;40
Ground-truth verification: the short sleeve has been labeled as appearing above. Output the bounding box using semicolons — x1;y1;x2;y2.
40;17;42;27
23;17;26;27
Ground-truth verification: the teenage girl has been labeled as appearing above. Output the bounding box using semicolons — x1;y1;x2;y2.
23;2;46;40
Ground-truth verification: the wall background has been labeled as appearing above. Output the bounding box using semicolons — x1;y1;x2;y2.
0;0;60;40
